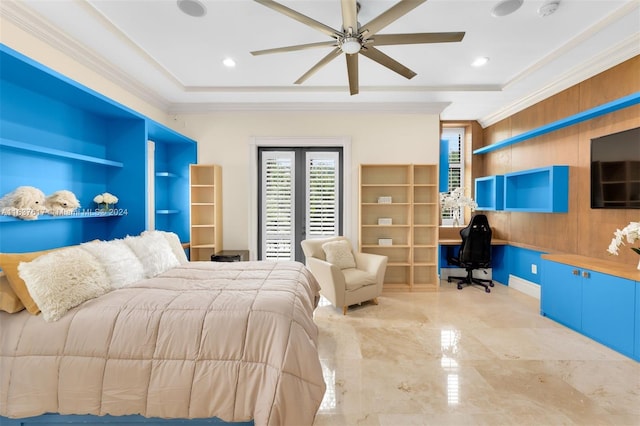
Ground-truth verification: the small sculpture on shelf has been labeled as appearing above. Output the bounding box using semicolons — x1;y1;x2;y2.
0;186;47;220
440;187;477;226
45;190;80;216
93;192;119;212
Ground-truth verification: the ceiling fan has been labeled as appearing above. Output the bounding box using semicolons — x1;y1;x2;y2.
251;0;465;95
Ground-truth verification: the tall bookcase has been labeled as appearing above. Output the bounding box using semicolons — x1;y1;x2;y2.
189;164;222;261
359;164;439;291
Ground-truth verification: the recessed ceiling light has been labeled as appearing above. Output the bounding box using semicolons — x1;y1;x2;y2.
177;0;207;18
222;58;236;68
491;0;523;17
472;57;490;67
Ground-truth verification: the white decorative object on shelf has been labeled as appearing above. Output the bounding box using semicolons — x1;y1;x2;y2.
440;187;477;226
378;218;392;225
606;221;640;270
378;238;393;246
377;196;392;204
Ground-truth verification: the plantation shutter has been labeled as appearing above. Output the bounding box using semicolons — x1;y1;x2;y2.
305;152;339;238
261;151;295;260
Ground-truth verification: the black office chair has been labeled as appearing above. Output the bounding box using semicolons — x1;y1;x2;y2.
447;214;494;293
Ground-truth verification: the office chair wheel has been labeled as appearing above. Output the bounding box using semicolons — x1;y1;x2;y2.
489;282;494;287
457;284;463;290
447;277;453;283
485;287;491;293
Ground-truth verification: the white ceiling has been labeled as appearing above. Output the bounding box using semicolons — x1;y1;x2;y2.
4;0;640;126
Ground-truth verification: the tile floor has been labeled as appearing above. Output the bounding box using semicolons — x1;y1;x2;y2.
312;280;640;426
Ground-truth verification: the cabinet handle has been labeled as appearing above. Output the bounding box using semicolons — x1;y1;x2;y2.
572;269;580;275
582;271;590;279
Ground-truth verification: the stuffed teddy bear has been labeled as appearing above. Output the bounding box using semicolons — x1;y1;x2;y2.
45;190;81;216
0;186;47;220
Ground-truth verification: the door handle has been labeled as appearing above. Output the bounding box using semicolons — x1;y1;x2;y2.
582;271;590;279
572;269;580;276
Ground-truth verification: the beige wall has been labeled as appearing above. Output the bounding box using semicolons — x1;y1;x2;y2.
177;112;441;252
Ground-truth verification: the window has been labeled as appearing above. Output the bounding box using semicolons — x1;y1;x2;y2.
441;127;465;224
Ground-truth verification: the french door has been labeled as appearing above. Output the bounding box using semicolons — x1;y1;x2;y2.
258;147;343;261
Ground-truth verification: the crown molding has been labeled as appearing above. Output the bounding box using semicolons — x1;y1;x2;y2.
478;33;640;128
168;101;451;115
1;0;171;112
478;1;640;128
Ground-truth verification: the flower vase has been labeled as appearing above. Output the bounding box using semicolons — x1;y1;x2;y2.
452;209;461;227
100;204;111;212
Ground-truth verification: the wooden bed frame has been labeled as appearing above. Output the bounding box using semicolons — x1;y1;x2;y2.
0;414;254;425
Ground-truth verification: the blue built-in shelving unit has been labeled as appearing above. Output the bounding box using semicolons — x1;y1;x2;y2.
474;175;504;211
0;44;197;253
473;92;640;155
503;165;569;213
474;165;569;213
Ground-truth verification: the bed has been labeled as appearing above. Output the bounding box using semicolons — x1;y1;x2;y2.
0;231;326;426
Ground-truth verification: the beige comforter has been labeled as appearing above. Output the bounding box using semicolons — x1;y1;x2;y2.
0;261;326;425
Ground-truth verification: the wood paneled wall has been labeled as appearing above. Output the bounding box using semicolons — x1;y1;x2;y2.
477;56;640;265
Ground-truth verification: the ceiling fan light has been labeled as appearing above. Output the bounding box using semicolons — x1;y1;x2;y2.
340;37;361;55
490;0;523;17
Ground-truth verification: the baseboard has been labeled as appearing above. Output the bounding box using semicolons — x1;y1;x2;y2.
508;274;540;299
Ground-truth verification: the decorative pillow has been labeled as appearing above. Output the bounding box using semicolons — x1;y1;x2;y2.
80;239;145;288
0;248;58;314
18;247;111;322
322;240;356;270
124;232;180;278
143;230;189;264
0;273;25;313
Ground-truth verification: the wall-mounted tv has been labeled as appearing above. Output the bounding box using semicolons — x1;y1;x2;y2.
590;127;640;209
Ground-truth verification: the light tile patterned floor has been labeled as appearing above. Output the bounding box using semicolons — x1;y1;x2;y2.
312;280;640;426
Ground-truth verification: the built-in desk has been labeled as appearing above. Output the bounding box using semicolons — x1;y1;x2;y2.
438;234;508;281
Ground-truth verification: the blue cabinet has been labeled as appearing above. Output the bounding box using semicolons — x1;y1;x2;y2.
503;165;569;212
0;44;196;252
541;258;638;361
540;260;582;330
581;270;635;356
474;175;504;211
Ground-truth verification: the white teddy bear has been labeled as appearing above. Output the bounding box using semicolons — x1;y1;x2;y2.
45;190;81;216
0;186;47;220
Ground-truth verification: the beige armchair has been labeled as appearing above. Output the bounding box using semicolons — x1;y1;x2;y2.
301;236;387;315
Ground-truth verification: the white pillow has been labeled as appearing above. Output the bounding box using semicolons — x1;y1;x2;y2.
18;247;111;322
80;239;145;288
124;232;180;278
322;240;356;270
142;230;188;264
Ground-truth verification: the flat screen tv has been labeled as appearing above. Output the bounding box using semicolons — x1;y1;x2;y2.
590;127;640;209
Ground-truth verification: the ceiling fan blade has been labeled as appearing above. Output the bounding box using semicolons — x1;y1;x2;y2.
360;0;427;38
254;0;340;39
360;46;416;79
251;41;337;56
372;32;465;46
346;53;359;95
295;47;342;85
341;0;358;35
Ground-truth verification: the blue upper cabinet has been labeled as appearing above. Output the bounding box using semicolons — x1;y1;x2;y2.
503;165;569;213
0;44;196;252
474;175;504;211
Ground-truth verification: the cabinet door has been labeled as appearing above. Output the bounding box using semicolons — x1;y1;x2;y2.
582;271;635;357
541;260;582;330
